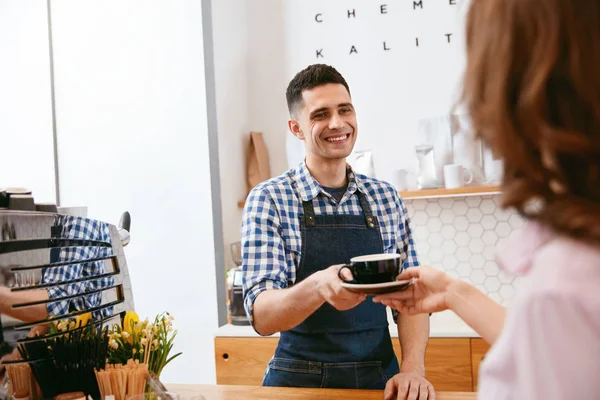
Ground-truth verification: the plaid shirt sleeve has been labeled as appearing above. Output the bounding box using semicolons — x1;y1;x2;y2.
43;217;115;319
392;192;420;323
241;186;290;328
396;194;420;268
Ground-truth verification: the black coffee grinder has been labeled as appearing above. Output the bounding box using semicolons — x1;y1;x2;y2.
228;242;250;326
227;242;250;325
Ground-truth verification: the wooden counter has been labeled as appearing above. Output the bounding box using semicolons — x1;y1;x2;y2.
168;384;477;400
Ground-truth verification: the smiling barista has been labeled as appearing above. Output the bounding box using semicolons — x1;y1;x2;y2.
241;64;435;400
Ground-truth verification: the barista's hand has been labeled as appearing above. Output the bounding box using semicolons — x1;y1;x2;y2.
384;371;436;400
0;349;19;379
0;325;48;378
315;265;367;311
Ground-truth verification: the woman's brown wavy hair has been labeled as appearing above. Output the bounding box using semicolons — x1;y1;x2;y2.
459;0;600;242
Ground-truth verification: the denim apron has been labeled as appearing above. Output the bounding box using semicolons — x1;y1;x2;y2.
262;191;400;389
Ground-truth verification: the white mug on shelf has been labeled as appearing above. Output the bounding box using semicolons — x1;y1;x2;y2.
443;164;473;189
391;169;416;191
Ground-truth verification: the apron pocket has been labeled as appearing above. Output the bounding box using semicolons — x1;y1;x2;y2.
322;361;388;389
263;357;324;388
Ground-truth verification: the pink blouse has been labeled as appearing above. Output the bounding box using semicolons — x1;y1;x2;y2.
478;221;600;399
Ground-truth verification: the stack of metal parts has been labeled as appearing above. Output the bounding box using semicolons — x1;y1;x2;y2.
0;210;135;399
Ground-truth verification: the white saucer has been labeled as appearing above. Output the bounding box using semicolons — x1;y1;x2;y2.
341;279;414;295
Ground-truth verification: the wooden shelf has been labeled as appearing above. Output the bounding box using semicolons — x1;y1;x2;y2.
237;185;501;208
399;185;501;199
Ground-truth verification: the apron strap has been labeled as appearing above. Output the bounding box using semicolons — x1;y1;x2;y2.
302;199;317;227
356;191;378;230
301;191;378;229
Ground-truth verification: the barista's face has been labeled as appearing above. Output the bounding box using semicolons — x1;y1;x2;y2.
288;83;357;162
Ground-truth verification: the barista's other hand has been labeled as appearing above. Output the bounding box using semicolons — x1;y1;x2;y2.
315;264;367;311
384;371;436;400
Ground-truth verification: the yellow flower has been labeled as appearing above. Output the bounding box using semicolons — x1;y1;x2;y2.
76;312;93;328
123;311;140;334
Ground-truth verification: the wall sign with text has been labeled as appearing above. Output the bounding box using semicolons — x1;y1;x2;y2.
282;0;469;181
311;1;460;59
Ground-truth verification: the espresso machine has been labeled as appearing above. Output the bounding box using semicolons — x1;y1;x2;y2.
228;242;249;326
0;208;135;399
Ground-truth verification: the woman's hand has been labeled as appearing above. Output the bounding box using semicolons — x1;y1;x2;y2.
373;266;456;315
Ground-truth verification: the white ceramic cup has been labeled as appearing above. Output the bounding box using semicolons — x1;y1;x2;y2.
391;169;415;191
443;164;473;189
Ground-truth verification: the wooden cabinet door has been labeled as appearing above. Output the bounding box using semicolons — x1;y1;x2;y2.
470;338;491;391
214;337;279;385
215;337;473;391
393;338;473;392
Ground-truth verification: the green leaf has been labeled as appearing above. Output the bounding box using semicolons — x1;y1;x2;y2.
164;352;183;366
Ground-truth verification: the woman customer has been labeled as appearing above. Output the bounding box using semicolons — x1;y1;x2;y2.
374;0;600;398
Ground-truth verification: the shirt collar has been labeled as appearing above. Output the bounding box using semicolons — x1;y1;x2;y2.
293;160;366;202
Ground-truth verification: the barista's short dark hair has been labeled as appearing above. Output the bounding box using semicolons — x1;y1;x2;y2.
285;64;351;117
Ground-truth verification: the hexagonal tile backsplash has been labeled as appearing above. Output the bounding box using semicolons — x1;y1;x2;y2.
404;195;523;306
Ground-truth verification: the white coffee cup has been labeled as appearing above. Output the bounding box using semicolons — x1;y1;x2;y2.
443;164;473;189
391;169;415;191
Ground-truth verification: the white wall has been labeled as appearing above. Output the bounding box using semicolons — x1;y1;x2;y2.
246;1;288;177
211;0;249;269
50;1;217;384
212;0;289;269
0;1;56;203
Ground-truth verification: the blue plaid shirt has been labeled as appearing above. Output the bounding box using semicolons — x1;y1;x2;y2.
43;216;115;319
241;161;420;324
